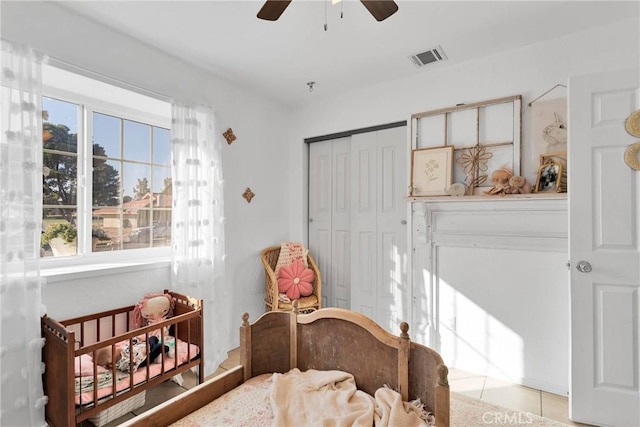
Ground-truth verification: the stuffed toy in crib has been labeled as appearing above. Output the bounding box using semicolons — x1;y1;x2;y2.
132;292;175;340
96;293;178;372
134;292;177;358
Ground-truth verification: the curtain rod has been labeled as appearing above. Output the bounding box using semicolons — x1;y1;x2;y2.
528;84;566;107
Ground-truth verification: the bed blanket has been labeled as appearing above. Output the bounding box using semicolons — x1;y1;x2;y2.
270;368;428;427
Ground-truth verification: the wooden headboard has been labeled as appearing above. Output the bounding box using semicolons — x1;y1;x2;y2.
240;307;450;426
121;306;450;427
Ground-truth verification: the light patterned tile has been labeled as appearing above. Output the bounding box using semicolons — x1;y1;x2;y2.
97;411;137;427
541;391;592;426
218;347;240;370
204;366;227;381
481;377;542;415
132;381;185;415
449;374;486;400
179;369;199;390
448;367;486;381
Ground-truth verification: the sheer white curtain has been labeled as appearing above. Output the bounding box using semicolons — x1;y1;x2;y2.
170;103;231;376
0;40;48;426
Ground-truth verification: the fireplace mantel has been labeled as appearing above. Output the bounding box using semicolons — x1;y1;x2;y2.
410;197;568;395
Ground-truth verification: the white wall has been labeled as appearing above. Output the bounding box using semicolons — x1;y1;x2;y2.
286;16;639;394
288;16;640;238
1;2;293;339
2;0;638;393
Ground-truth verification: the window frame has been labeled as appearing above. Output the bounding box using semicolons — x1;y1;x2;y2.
41;73;172;270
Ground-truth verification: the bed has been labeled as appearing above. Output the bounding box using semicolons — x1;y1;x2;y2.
41;290;204;427
121;304;450;426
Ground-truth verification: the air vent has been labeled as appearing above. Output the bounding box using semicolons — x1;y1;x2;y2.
409;46;447;67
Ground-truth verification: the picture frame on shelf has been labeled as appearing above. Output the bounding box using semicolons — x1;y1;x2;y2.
534;160;563;193
410;146;454;196
540;150;567;192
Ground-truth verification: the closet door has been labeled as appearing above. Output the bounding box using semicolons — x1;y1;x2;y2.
308;137;351;308
350;126;408;333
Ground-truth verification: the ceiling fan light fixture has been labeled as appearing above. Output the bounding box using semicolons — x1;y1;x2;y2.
257;0;292;21
257;0;397;22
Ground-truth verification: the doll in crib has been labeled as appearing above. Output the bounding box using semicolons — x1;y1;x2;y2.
95;293;176;372
132;292;175;339
131;292;176;358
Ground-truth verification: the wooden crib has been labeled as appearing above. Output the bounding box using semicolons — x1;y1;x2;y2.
41;290;203;426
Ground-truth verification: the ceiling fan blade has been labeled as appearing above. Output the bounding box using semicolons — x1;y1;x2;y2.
360;0;398;22
257;0;293;21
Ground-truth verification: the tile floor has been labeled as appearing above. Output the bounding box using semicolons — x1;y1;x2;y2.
448;368;592;426
83;348;591;426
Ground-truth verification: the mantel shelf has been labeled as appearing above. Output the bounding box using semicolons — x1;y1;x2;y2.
407;192;567;203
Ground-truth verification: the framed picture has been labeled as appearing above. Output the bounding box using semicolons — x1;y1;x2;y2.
534;160;563;193
540;150;567;192
410;146;454;196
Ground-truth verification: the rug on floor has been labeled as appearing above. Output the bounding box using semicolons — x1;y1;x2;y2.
451;392;571;427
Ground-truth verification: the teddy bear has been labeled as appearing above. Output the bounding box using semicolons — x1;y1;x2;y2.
483;166;513;196
506;175;532;194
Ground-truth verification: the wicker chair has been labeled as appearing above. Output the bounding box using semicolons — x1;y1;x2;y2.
261;245;322;313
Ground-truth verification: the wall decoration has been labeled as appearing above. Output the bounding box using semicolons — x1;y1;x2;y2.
624;142;640;171
540;151;567;192
457;143;492;194
223;128;237;145
534;160;563;193
411;95;521;196
531;97;567;164
410;146;454;196
625;110;640;137
242;187;255;203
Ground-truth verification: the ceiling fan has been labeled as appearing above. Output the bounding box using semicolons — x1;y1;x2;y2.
257;0;399;22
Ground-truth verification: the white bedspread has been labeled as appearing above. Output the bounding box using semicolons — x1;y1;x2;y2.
269;368;429;427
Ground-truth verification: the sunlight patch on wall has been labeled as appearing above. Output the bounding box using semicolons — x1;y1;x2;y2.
439;279;524;383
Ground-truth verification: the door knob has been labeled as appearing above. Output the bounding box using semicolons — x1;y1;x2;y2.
309;218;314;223
401;220;407;225
576;260;592;273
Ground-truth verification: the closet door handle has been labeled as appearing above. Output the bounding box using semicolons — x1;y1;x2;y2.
576;260;592;273
401;220;407;225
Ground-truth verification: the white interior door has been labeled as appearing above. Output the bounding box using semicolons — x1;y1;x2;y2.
331;139;351;308
350;126;408;333
569;67;640;426
309;139;334;308
308;137;351;308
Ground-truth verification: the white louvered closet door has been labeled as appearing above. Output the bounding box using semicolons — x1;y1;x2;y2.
350;126;408;334
309;137;351;308
308;126;408;333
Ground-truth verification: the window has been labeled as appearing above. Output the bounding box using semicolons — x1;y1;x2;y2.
41;66;171;262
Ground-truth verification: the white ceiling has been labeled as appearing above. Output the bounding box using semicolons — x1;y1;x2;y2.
58;0;638;107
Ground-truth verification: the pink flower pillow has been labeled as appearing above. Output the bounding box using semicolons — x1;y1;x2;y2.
277;260;315;300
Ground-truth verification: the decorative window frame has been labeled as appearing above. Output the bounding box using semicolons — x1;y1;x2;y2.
410;95;522;197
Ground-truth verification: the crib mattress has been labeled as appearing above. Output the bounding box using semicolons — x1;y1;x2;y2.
75;339;199;406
